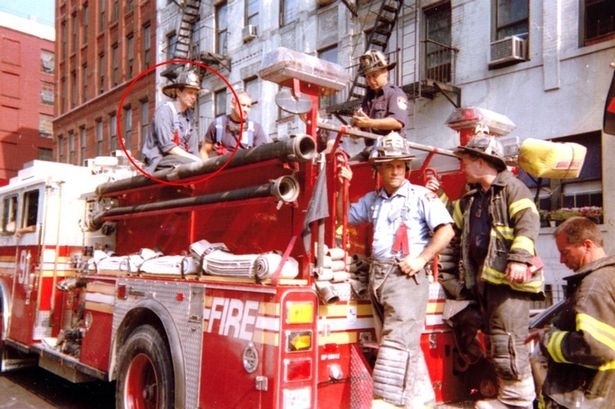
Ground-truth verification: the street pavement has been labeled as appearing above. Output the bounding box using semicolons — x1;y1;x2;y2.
0;367;114;409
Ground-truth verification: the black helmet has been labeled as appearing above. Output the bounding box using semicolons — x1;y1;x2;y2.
359;50;396;76
454;134;507;171
369;132;414;164
162;70;201;98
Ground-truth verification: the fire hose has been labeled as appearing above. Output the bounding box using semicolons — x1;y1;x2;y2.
86;175;299;231
96;133;316;196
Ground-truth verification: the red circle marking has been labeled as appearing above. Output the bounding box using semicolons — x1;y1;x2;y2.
116;59;245;186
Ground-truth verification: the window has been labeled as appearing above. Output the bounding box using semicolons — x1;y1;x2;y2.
99;52;105;93
244;77;260;121
166;31;177;60
41;81;54;105
39;114;53;138
245;0;259;26
126;0;134;13
69;130;76;164
280;0;298;26
140;99;149;150
126;35;134;78
581;0;615;45
215;89;227;117
96;119;104;156
82;4;89;44
2;195;17;234
80;126;87;163
61;20;68;58
317;46;338;108
493;0;529;40
424;2;453;83
123;105;132;152
71;12;78;52
112;43;120;86
71;70;78;108
110;113;117;152
38;148;53;161
21;190;39;231
41;50;54;74
143;23;151;68
61;76;67;112
58;135;65;162
82;64;88;100
99;0;106;32
215;2;228;55
112;0;119;23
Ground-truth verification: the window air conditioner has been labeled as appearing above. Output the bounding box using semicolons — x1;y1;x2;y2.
489;35;528;68
242;25;257;42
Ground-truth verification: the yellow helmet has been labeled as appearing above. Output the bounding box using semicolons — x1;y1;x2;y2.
359;49;396;76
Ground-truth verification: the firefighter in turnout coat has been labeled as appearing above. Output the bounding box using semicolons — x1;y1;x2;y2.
528;217;615;409
452;134;544;409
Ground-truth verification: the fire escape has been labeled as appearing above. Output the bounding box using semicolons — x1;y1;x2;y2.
161;0;202;80
330;0;461;119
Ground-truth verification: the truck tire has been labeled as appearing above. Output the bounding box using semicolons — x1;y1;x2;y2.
115;325;174;409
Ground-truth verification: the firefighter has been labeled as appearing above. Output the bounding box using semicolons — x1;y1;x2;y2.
337;131;455;408
141;70;204;173
351;49;408;161
452;134;544;409
527;216;615;409
201;89;267;157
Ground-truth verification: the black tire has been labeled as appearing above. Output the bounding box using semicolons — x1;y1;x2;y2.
115;325;174;409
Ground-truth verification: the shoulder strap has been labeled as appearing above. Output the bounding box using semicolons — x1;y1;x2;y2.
166;101;180;132
215;116;224;144
247;120;254;146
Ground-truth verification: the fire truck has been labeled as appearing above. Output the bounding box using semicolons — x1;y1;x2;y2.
0;49;515;408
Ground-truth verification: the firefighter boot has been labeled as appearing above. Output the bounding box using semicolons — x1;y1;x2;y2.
475;376;536;409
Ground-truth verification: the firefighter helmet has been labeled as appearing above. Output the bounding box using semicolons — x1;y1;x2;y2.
359;49;397;76
162;70;201;98
369;131;414;164
454;134;507;171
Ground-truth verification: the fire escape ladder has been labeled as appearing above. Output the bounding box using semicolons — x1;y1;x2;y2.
162;0;202;80
347;0;402;102
174;0;201;60
328;0;402;118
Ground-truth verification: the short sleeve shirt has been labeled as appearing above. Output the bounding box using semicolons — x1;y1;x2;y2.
141;102;199;172
348;180;453;260
361;83;408;144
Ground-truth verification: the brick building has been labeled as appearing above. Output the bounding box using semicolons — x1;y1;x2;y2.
0;12;55;185
53;0;156;165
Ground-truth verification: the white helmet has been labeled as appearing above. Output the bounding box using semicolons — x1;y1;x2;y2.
359;49;396;76
369;132;414;164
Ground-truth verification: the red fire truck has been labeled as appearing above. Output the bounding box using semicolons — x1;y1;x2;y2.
0;50;513;408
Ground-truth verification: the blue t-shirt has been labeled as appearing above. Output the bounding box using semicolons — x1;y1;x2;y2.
349;180;452;260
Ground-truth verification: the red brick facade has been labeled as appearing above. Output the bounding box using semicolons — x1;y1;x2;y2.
54;0;156;165
0;20;55;184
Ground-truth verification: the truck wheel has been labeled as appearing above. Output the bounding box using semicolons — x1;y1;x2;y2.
116;325;174;409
